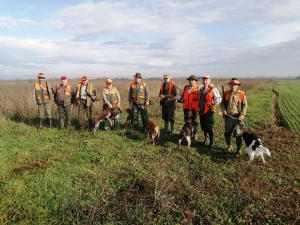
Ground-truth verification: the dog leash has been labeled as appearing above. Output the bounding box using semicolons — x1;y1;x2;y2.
225;114;249;131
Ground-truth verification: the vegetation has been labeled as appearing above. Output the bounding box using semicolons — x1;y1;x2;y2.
0;79;299;224
273;80;300;133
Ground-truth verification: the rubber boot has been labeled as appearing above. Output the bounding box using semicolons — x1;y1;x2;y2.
170;121;175;135
200;132;210;145
236;136;243;155
225;135;233;152
49;118;52;128
104;118;110;130
65;118;71;129
39;119;43;130
59;118;65;130
163;120;169;133
208;132;214;150
114;119;120;130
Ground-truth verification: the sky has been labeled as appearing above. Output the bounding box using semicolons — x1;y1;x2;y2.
0;0;300;80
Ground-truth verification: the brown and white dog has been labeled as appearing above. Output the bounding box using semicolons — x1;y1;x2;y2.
145;119;160;145
178;110;194;151
125;108;132;124
93;107;120;134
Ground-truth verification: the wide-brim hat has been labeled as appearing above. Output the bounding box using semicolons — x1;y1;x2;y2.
37;73;45;79
187;75;198;81
228;78;241;85
133;72;142;78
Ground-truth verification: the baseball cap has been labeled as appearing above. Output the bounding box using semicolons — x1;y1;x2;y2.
106;78;112;84
163;73;170;79
37;73;45;79
202;75;210;79
228;78;241;85
61;76;67;80
81;76;88;81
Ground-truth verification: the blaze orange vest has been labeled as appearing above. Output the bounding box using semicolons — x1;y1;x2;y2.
56;84;73;104
130;82;147;104
223;90;245;113
182;85;199;111
159;82;175;102
34;82;50;105
103;87;118;105
200;87;216;114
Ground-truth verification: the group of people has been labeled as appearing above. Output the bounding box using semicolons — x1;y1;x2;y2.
34;72;247;154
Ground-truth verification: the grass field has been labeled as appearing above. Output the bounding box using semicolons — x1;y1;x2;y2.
0;78;299;224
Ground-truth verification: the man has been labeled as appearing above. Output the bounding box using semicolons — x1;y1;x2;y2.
198;75;221;150
220;78;247;155
159;73;177;135
75;76;97;129
102;78;121;130
54;76;75;130
128;72;150;131
177;75;200;140
34;73;52;129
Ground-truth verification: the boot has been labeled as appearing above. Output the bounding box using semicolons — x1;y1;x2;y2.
208;132;214;150
48;118;52;128
163;120;169;133
59;118;65;130
39;119;43;130
225;135;233;152
236;136;243;155
66;119;71;129
114;119;120;130
170;121;175;135
200;132;210;145
103;119;110;130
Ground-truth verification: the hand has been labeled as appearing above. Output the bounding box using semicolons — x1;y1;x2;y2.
129;103;132;108
238;115;244;122
160;95;166;99
206;102;212;106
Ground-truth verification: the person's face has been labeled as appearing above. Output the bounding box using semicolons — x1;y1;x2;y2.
135;77;141;82
164;77;170;83
82;79;88;85
202;78;210;87
230;84;239;92
61;79;68;86
106;83;112;88
188;79;197;86
38;77;44;83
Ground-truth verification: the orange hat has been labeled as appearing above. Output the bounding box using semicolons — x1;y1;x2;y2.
106;78;112;84
61;76;67;80
202;75;210;79
228;78;241;85
81;76;88;81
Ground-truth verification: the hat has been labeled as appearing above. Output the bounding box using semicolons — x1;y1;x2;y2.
228;78;241;85
81;76;88;81
61;76;67;80
202;75;210;79
163;73;170;79
106;78;112;84
187;75;198;81
37;73;45;79
133;72;142;78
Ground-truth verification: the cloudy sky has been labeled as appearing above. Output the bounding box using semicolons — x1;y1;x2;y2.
1;0;300;80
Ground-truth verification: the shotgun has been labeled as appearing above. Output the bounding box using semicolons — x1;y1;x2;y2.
85;90;97;102
51;88;57;100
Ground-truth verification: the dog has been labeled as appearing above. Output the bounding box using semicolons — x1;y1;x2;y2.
178;110;194;151
242;130;271;163
145;119;160;145
93;107;120;134
125;108;132;124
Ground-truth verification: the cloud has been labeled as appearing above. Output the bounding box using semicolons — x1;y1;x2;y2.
0;16;34;29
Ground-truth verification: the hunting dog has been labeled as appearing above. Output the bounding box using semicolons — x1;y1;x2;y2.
178;110;194;151
145;119;160;145
242;130;271;163
93;107;120;134
125;108;132;124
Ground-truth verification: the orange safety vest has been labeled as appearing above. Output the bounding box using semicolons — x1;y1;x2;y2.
130;82;147;104
76;82;94;99
56;84;73;104
103;87;118;105
223;90;245;113
182;85;199;111
159;82;175;103
200;87;216;114
34;82;50;105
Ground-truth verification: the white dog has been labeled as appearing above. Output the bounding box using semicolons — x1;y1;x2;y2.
243;131;271;163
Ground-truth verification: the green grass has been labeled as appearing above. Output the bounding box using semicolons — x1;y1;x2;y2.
0;80;299;224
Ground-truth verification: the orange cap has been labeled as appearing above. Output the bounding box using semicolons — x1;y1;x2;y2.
81;76;88;81
106;78;112;84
